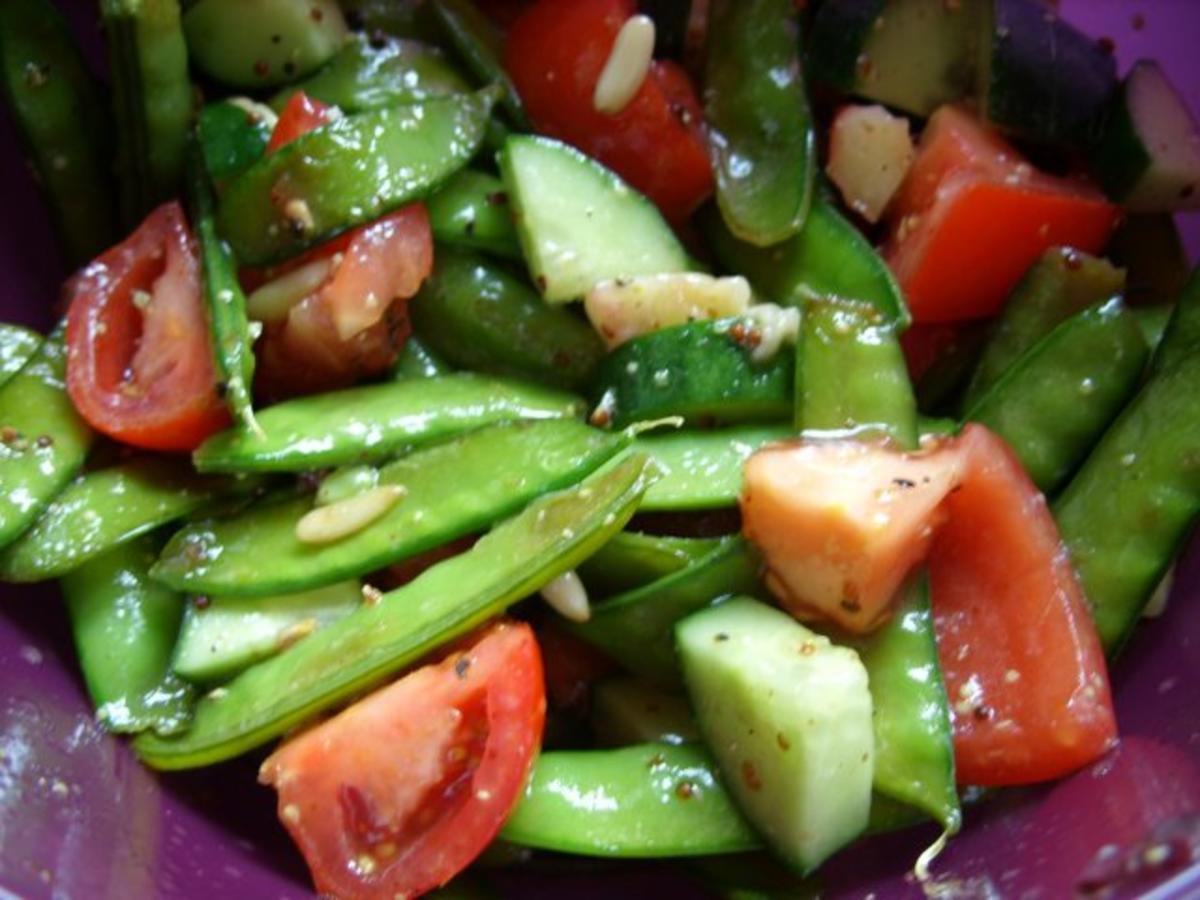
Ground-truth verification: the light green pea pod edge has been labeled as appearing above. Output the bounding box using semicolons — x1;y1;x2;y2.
430;0;527;128
156;419;624;597
0;457;236;582
577;531;723;598
0;325;40;387
60;534;195;736
0;330;93;549
501;743;761;857
102;0;192;225
216;89;497;266
134;452;654;769
193;372;583;473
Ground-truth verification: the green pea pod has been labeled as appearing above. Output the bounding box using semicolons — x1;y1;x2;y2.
188;143;259;434
216;89;497;266
102;0;192;225
430;0;527;128
1054;276;1200;653
1134;305;1174;354
500;743;760;857
183;0;347;88
851;577;960;832
636;425;792;511
60;535;195;735
409;247;605;391
591;318;795;429
172;581;363;685
702;197;908;327
704;0;815;246
390;336;455;381
197;101;271;182
962;247;1126;409
569;537;761;687
0;325;40;388
157;419;623;597
273;33;470;113
1149;268;1200;374
0;457;241;582
315;465;379;506
590;677;700;746
577;531;723;597
193;373;582;473
0;330;93;549
426;169;520;259
135;452;654;769
967;298;1149;494
796;297;917;446
0;0;117;264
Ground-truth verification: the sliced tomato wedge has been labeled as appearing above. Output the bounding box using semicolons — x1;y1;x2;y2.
505;0;713;223
885;106;1119;323
929;424;1117;786
260;620;545;899
267;91;336;152
65;201;230;451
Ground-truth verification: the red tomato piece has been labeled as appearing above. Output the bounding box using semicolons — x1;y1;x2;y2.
885;106;1119;323
260;620;545;899
929;424;1117;786
255;204;433;399
267;91;336;152
505;0;713;223
65;201;230;451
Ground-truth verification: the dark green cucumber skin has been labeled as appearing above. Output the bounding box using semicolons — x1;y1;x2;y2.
805;0;886;89
590;319;794;429
1092;66;1149;201
980;0;1116;148
409;246;605;392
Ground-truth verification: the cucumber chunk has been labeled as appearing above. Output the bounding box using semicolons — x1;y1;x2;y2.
499;135;691;303
1093;60;1200;213
677;597;874;872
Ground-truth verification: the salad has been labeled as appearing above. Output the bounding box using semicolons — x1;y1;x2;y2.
1;0;1199;897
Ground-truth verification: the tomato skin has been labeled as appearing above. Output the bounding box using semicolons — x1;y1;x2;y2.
504;0;713;223
254;204;433;400
885;106;1119;323
929;424;1117;786
65;201;230;451
267;91;335;152
260;620;545;899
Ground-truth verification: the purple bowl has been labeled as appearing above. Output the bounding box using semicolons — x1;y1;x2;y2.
3;2;1200;897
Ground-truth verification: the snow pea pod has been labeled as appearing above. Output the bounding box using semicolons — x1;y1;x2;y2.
216;89;497;265
569;537;760;687
636;425;792;511
796;297;917;446
577;531;723;597
500;743;760;857
183;0;346;88
0;0;117;264
702;196;908;327
1148;268;1200;375
409;247;605;391
172;580;363;685
967;298;1149;494
0;331;93;549
1134;305;1173;354
426;169;520;259
705;0;814;246
962;247;1126;409
389;336;454;381
102;0;192;224
0;325;40;387
60;535;195;736
157;419;623;597
0;457;241;582
272;33;470;113
430;0;527;128
1054;281;1200;653
135;452;654;769
197;100;271;182
193;372;582;473
188;143;258;434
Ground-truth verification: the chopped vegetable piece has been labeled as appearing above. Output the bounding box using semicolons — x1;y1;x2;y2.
826;105;915;224
584;274;751;349
884;105;1119;323
260;621;544;899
